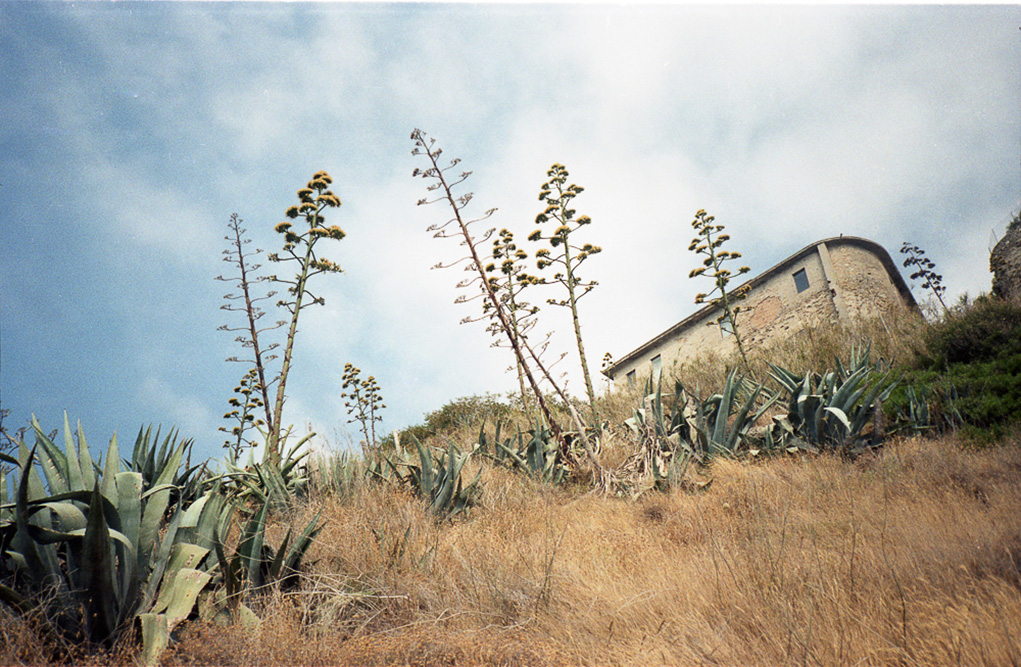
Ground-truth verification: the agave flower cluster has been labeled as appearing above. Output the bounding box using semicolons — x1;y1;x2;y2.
688;208;752;369
219;368;265;457
528;163;602;421
341;363;386;448
484;229;556;409
263;171;346;464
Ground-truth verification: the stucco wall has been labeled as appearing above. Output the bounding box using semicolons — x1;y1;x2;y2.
613;248;839;384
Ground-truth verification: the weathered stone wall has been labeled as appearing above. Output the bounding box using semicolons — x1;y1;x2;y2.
829;243;905;317
612;250;840;384
991;223;1021;302
610;238;914;387
741;252;838;350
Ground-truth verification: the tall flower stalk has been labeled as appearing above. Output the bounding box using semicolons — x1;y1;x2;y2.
264;171;345;465
528;164;602;423
688;209;752;372
411;130;601;466
484;229;549;414
341;363;385;449
900;242;948;315
216;213;282;446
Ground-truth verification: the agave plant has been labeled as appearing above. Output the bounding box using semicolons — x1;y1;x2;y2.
768;356;897;454
384;436;481;521
493;420;567;485
221;427;310;510
0;417;230;666
624;376;697;455
123;425;208;508
695;371;779;456
204;498;322;626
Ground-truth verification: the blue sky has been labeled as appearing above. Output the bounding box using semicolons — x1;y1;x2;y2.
1;3;1019;463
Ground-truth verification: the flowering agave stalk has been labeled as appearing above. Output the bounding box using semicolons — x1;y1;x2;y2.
900;242;948;315
688;209;752;371
528;163;602;424
219;368;265;458
484;229;560;415
264;171;345;465
411;130;580;460
216;213;282;447
341;363;386;448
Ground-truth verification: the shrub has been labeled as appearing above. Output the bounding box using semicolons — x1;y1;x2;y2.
921;295;1021;366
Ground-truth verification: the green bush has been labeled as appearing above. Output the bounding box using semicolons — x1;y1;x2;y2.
890;296;1021;442
381;394;515;450
921;295;1021;366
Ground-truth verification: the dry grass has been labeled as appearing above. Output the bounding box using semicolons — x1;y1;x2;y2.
660;307;930;397
153;432;1021;666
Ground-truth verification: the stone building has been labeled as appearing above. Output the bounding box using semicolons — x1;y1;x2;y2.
604;236;916;386
990;218;1021;302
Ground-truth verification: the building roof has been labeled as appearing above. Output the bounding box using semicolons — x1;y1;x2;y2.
603;236;916;379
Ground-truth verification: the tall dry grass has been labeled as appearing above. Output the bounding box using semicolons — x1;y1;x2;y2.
152;432;1021;666
658;306;929;399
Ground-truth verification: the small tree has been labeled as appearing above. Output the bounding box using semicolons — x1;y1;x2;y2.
341;363;385;448
900;242;948;314
528;163;602;423
688;209;752;371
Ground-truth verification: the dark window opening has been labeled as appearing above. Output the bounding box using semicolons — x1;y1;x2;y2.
627;370;636;386
793;268;810;293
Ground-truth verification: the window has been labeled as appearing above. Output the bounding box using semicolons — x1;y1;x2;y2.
651;355;662;378
720;314;735;337
626;370;636;386
793;268;810;293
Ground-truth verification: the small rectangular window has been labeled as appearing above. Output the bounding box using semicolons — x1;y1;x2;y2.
626;370;636;386
793;268;810;293
651;355;662;378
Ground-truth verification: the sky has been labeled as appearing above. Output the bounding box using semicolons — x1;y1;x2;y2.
1;2;1019;464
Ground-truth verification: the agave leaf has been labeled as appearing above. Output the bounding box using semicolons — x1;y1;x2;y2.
77;420;97;491
0;580;33;614
267;527;292;581
239;501;270;590
282;510;323;577
115;472;143;552
830;367;869;412
141;504;184;610
165;543;211;576
824;406;851;432
848;373;896;442
138;612;169;667
13;446;48;578
31;418;68;495
100;433;121;505
495;440;527;468
710;371;738;452
160;568;211;630
63;414;85;493
724;381;765;452
79;484;118;643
